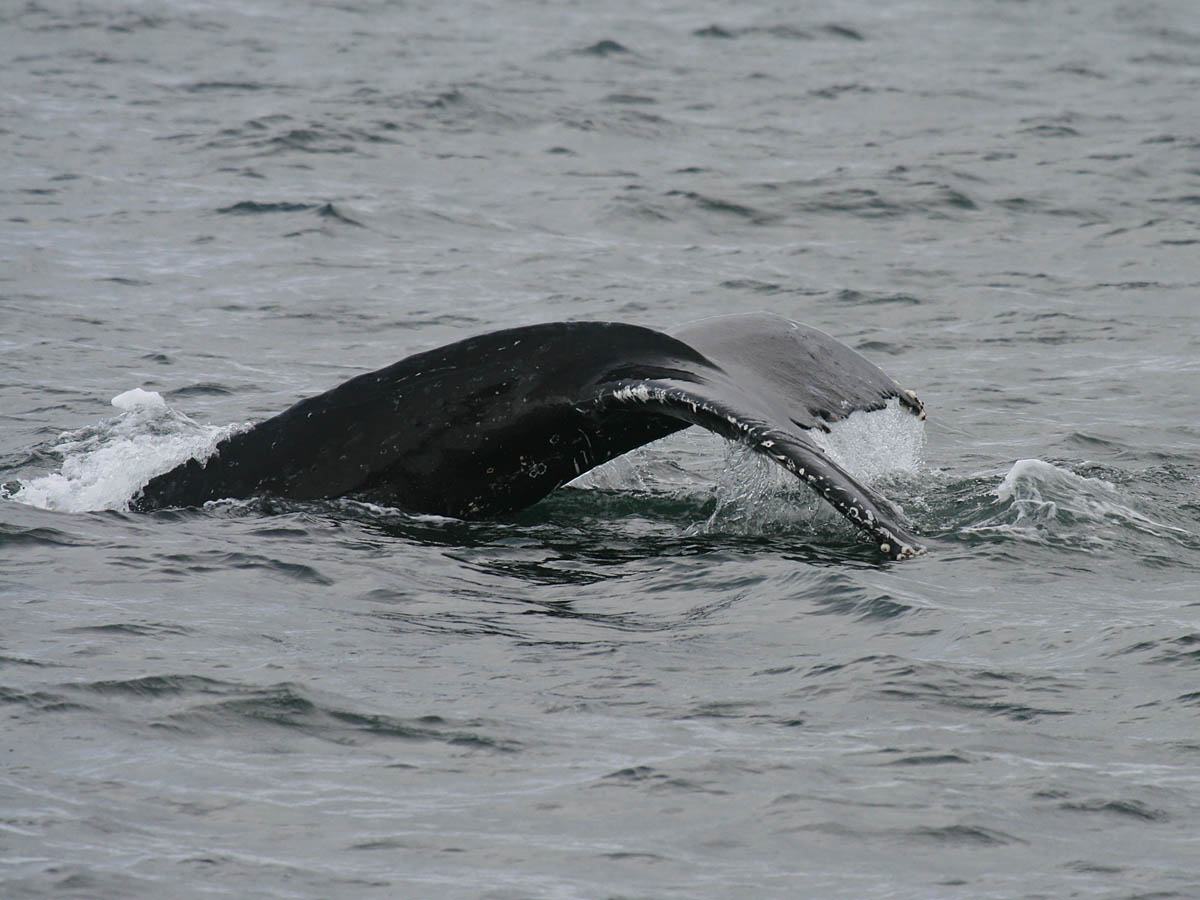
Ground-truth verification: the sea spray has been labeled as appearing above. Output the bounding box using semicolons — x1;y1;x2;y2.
7;390;241;513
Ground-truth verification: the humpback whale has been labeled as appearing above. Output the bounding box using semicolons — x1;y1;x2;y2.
131;313;926;559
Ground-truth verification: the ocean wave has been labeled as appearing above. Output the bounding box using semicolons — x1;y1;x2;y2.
959;458;1199;556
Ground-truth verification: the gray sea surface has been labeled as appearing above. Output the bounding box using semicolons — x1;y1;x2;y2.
3;1;1200;898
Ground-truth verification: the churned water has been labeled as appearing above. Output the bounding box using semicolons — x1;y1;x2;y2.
3;1;1199;898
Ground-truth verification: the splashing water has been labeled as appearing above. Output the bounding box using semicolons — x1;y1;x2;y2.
966;458;1196;553
701;399;926;535
810;399;926;483
6;390;239;513
573;399;926;535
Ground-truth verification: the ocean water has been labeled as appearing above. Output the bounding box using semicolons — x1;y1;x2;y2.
3;1;1200;898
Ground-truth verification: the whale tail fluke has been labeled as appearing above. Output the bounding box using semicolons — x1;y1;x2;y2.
132;313;925;559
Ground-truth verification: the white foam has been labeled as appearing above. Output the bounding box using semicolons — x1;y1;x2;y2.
7;391;239;513
111;387;167;411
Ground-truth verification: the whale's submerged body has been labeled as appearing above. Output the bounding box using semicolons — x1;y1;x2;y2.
132;313;926;558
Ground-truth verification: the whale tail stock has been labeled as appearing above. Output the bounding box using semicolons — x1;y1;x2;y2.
131;313;926;559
